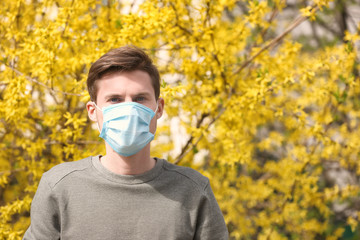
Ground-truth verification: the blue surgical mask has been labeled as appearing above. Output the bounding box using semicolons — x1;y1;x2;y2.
94;102;158;157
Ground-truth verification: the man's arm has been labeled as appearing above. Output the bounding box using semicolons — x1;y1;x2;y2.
194;180;229;240
23;174;60;240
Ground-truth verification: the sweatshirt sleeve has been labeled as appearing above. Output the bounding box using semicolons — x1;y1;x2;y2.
194;180;229;240
23;174;60;240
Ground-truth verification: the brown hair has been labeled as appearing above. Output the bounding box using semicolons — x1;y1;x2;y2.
87;46;160;102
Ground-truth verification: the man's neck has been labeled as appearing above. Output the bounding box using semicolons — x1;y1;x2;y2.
100;144;156;175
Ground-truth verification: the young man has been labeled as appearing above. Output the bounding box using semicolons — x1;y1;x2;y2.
23;46;228;240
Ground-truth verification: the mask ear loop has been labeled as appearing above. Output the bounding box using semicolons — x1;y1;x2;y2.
93;102;102;111
154;101;159;114
152;101;160;120
92;102;102;132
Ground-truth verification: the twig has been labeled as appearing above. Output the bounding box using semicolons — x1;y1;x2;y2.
174;108;225;164
0;168;26;176
234;6;319;75
5;64;83;96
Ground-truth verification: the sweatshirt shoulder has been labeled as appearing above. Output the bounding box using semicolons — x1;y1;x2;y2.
42;156;92;189
161;160;209;191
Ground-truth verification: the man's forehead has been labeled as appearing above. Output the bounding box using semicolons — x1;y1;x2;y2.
98;71;153;88
94;70;156;101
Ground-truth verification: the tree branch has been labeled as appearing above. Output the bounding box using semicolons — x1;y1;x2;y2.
4;63;83;96
174;108;225;165
234;6;319;75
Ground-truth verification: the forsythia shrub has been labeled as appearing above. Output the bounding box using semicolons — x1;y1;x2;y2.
0;0;359;239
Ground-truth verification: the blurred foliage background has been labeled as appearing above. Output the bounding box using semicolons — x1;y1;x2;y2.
0;0;360;239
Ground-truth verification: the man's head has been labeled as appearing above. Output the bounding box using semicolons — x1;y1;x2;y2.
86;46;165;153
87;45;160;103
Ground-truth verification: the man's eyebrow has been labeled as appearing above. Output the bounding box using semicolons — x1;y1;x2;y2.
104;94;124;99
104;92;152;99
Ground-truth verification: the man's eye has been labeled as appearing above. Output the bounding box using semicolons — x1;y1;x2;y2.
110;98;122;103
135;96;145;102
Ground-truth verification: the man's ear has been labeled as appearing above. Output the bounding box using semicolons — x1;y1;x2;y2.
86;101;98;122
156;98;165;119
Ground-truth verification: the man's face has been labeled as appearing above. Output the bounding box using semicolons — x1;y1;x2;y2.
86;70;164;135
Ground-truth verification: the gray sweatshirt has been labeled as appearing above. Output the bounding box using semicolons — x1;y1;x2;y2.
23;156;228;240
